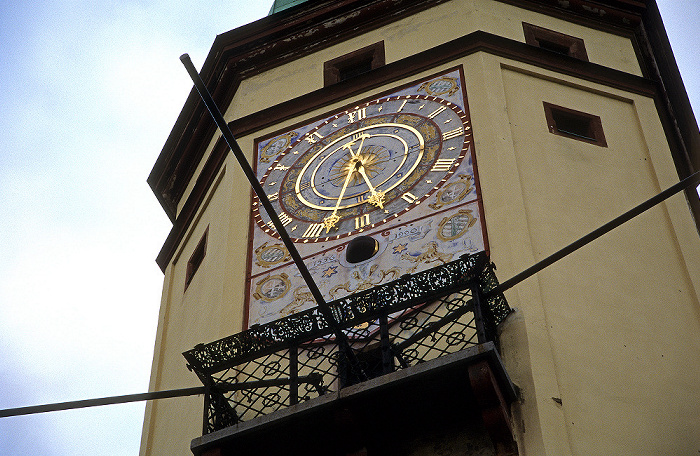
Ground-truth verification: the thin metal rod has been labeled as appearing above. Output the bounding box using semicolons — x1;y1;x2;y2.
179;54;365;380
5;176;696;419
488;171;700;297
0;387;205;418
179;54;327;315
217;372;319;392
472;284;488;343
379;311;392;375
289;344;299;405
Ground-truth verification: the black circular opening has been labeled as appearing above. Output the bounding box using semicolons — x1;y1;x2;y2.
346;235;379;264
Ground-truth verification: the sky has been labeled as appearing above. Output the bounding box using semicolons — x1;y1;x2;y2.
0;1;697;456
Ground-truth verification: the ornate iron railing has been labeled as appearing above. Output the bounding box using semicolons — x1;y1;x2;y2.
183;252;510;434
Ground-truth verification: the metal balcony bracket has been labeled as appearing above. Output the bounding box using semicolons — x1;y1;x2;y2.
468;359;519;456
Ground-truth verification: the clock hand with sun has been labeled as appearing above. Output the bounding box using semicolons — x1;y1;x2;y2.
322;140;363;233
322;133;389;232
343;133;387;209
355;164;386;209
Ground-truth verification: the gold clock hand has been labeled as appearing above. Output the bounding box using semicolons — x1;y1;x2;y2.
323;159;359;233
342;133;370;158
321;133;374;186
354;133;370;156
342;133;387;207
356;165;386;209
341;142;357;157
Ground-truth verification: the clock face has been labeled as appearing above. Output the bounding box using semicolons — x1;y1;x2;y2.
247;68;487;327
253;95;470;242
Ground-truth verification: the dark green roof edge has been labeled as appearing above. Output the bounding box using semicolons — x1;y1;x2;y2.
269;0;310;15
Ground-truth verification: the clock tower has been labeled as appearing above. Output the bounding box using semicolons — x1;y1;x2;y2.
141;1;700;456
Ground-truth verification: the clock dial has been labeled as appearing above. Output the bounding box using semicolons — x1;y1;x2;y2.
253;94;470;242
248;68;487;327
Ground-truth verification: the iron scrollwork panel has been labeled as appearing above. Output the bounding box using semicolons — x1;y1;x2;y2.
184;253;511;433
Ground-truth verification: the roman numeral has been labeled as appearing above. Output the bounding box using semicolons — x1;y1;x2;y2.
397;99;408;112
305;132;324;145
431;158;456;172
428;106;446;119
401;192;417;204
273;164;290;171
302;223;325;238
355;214;370;230
268;191;279;201
442;127;463;141
267;212;293;229
279;213;293;226
347;108;367;124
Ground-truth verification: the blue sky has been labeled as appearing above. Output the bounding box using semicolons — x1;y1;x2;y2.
0;2;270;454
0;1;697;455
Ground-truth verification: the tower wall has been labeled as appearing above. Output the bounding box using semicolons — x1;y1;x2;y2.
141;1;700;455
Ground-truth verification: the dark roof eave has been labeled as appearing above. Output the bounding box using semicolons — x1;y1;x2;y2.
147;0;699;226
147;0;369;220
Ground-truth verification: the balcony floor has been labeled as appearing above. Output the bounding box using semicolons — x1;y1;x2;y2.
191;342;516;456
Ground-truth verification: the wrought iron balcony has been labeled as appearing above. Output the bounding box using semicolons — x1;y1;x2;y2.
183;252;512;438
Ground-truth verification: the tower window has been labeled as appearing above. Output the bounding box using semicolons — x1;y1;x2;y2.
544;102;607;147
185;228;208;290
523;23;588;61
324;41;385;86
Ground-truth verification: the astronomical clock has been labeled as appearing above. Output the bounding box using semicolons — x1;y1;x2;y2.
247;68;487;326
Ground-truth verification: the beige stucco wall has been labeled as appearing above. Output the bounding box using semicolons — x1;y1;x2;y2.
221;0;641;143
142;1;699;455
180;0;642;216
140;161;253;455
178;0;641;217
470;54;700;455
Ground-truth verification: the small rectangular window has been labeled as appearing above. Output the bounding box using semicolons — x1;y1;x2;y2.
324;41;385;86
185;227;208;290
544;102;607;147
339;58;374;82
523;23;588;61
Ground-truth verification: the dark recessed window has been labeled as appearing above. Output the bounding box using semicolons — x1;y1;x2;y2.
324;41;385;86
544;102;607;147
339;58;373;82
523;23;588;61
537;39;572;56
185;227;208;290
